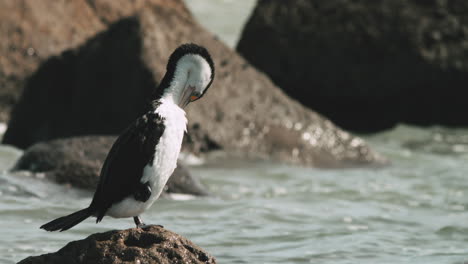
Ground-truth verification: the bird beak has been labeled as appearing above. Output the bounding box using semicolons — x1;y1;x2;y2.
178;85;196;108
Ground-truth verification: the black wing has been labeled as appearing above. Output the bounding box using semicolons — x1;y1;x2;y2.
90;111;165;221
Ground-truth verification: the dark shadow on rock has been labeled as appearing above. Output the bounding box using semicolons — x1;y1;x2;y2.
13;136;209;196
17;225;216;264
237;0;468;133
3;17;156;149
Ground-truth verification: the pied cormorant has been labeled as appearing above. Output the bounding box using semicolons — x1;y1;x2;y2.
41;43;215;231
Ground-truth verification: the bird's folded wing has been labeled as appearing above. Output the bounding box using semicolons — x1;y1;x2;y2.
90;111;165;212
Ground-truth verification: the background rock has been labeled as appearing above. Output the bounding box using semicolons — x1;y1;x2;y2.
13;136;209;196
0;0;186;123
237;0;468;133
18;225;216;264
1;0;385;167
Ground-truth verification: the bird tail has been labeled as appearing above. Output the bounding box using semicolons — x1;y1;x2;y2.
40;207;93;232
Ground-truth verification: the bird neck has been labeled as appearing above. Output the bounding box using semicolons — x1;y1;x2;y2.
152;96;188;132
160;87;182;107
150;82;184;112
157;64;191;109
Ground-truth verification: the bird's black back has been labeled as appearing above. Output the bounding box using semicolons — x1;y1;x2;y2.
90;108;165;221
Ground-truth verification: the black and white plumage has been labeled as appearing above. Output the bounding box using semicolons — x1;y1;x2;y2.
41;43;215;232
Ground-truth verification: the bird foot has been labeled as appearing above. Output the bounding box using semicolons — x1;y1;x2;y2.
137;223;150;229
137;223;164;229
133;216;163;229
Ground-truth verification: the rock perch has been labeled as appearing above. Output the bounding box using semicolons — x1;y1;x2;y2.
17;225;216;264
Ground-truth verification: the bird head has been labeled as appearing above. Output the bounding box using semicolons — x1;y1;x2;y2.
157;43;215;108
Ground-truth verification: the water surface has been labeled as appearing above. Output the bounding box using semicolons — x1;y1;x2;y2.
1;125;468;263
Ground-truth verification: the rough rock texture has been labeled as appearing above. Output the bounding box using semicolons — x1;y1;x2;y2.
17;225;216;264
13;136;209;196
1;0;385;167
0;0;188;123
237;0;468;132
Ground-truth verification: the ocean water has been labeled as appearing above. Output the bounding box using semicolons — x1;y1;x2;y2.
2;125;468;264
2;1;468;264
183;0;257;47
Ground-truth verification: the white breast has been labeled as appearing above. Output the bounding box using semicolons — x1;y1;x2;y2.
106;99;187;218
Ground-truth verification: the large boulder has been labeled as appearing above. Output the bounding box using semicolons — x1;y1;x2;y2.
0;0;189;123
237;0;468;132
17;225;216;264
0;0;107;122
13;136;209;196
1;0;385;167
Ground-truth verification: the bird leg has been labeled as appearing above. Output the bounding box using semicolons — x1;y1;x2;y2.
133;216;164;229
134;216;145;228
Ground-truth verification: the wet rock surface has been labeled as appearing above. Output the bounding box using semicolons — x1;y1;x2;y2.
237;0;468;133
17;225;216;264
1;0;385;167
13;136;209;196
